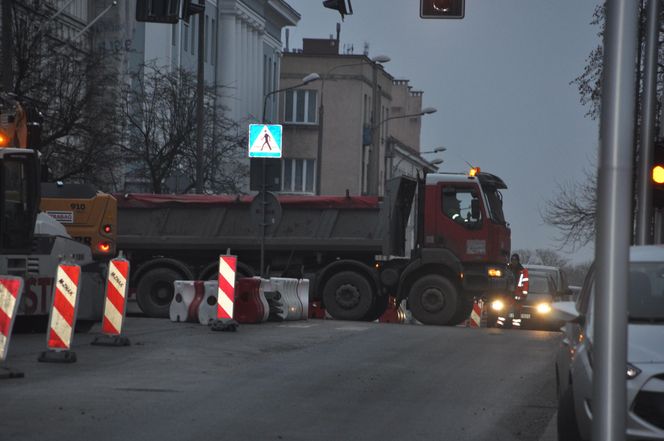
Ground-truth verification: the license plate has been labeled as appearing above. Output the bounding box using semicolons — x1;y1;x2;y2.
520;313;531;319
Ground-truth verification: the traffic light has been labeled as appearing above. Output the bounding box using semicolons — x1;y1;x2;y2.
652;143;664;208
322;0;353;20
420;0;465;19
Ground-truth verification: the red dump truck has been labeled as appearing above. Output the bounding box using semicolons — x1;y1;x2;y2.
117;170;512;325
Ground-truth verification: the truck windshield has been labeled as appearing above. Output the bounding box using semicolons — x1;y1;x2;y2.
483;187;506;225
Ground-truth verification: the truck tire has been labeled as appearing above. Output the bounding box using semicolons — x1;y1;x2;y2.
557;387;584;441
323;271;374;321
136;267;182;318
408;275;459;325
363;294;389;322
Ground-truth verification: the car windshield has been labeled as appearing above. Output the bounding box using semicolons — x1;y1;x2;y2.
628;262;664;322
528;274;553;295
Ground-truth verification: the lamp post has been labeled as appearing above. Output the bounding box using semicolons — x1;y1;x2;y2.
316;55;390;195
257;72;320;277
378;107;437;192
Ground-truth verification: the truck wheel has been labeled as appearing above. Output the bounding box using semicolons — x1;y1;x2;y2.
557;387;584;441
363;294;389;322
323;271;374;321
136;267;182;318
451;297;474;325
408;275;459;325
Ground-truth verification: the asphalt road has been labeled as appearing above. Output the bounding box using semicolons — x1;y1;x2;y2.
1;319;561;441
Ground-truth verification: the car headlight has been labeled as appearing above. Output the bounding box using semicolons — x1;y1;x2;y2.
536;303;552;314
627;363;641;379
491;300;504;311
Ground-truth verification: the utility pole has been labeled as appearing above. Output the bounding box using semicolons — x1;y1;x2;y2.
594;1;639;441
195;0;205;194
1;0;13;91
635;0;661;244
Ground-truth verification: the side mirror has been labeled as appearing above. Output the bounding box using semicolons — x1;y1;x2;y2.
471;198;480;220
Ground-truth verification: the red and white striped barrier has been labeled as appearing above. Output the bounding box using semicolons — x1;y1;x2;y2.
211;255;239;332
0;276;24;362
39;263;81;363
468;300;483;328
101;258;130;336
216;255;237;320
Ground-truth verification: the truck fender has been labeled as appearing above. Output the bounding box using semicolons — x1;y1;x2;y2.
397;248;463;302
315;260;379;301
133;257;194;285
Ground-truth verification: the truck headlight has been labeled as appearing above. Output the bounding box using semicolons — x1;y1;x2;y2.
536;303;552;314
488;268;503;277
491;300;505;311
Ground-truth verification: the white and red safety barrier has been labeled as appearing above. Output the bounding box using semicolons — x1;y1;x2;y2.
468;300;483;328
270;277;305;320
46;263;81;351
170;281;205;323
216;255;237;320
101;258;130;336
197;281;221;325
0;276;24;361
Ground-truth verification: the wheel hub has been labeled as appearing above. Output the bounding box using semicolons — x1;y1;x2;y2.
421;287;445;313
152;282;173;306
335;283;361;310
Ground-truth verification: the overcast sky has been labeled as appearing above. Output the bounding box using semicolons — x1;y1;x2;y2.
283;0;602;263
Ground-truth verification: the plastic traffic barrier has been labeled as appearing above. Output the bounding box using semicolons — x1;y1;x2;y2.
170;281;205;323
39;263;81;363
378;297;406;324
210;255;239;332
93;257;131;346
269;278;303;321
0;276;25;379
296;279;310;320
197;281;220;325
233;278;269;324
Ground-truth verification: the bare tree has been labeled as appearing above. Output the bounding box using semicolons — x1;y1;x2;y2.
9;0;121;188
120;63;247;194
542;167;597;249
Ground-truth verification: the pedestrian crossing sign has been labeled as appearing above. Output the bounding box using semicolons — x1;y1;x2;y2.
248;124;283;158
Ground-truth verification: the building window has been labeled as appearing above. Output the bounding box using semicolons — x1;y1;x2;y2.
282;159;316;193
172;23;177;46
284;90;317;124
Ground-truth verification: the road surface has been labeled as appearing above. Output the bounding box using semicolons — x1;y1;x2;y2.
1;318;560;441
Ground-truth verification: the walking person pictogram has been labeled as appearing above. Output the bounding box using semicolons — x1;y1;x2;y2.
261;132;272;151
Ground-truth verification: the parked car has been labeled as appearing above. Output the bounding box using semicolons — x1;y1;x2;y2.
554;245;664;441
525;264;572;300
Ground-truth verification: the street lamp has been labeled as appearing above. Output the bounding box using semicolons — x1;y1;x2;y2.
257;72;319;277
263;72;320;123
316;55;390;195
